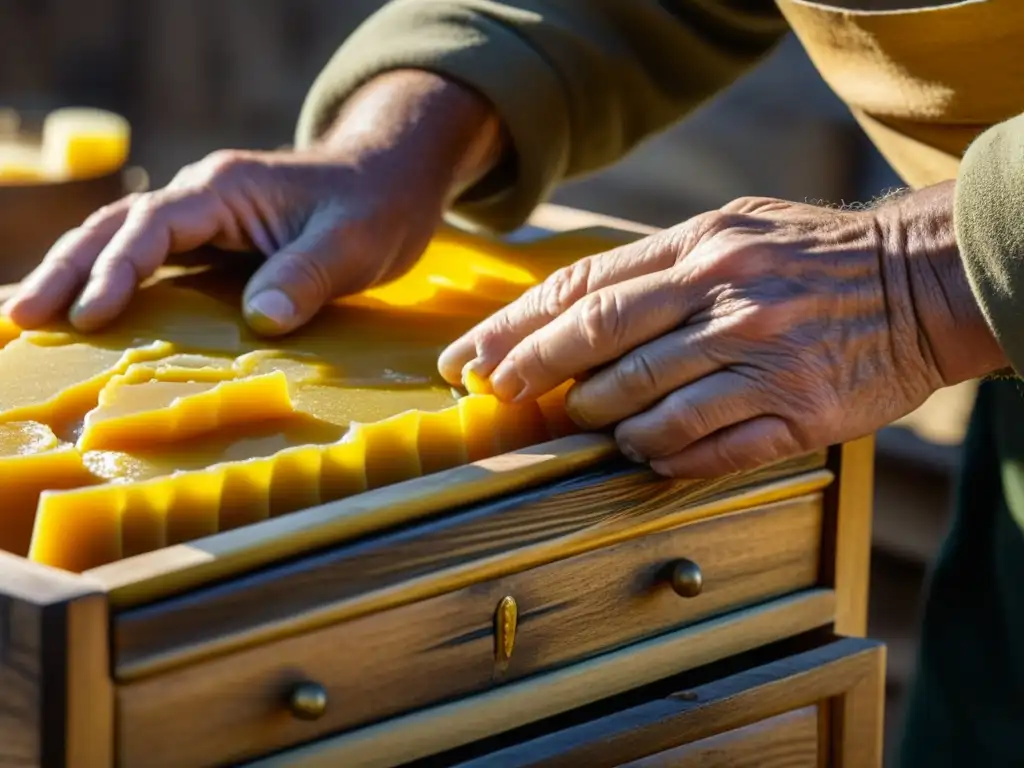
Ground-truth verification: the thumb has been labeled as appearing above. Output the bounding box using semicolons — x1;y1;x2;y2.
241;210;373;336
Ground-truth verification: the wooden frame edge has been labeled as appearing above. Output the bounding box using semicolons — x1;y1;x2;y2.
0;553;113;768
88;434;619;608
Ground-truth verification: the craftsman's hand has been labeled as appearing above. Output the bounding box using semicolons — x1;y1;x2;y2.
3;70;505;335
439;183;1007;478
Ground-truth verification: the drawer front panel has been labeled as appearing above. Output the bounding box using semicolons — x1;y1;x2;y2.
117;495;824;768
621;706;821;767
434;636;883;768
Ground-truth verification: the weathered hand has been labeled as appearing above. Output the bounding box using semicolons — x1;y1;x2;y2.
3;70;503;335
439;183;1006;477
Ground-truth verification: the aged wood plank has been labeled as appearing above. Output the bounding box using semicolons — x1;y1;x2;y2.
114;453;829;679
238;590;837;768
619;706;820;767
117;497;827;767
88;434;620;608
431;635;882;768
0;553;112;768
824;436;875;636
830;640;886;767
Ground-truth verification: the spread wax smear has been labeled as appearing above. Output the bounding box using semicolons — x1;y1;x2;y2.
0;227;596;571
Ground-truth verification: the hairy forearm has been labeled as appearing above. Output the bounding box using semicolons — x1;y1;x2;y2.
878;181;1009;386
318;69;508;205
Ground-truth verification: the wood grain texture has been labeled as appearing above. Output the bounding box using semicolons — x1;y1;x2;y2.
89;434;621;608
436;635;883;768
0;553;112;768
114;453;829;679
240;591;837;768
116;497;827;767
826;436;875;636
619;706;820;767
830;639;886;767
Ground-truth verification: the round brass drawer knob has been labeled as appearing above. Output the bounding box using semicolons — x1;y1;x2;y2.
669;558;703;598
288;681;328;721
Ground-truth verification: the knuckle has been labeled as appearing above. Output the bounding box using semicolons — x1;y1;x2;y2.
575;290;623;351
284;253;334;302
540;258;593;318
124;192;164;227
714;239;771;278
614;351;661;399
185;149;252;188
720;196;774;215
473;314;516;360
82;195;136;229
203;149;248;175
696;210;740;237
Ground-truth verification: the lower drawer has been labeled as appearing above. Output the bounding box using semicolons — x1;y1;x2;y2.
431;635;885;768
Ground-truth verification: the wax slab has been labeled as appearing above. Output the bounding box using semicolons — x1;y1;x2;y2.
0;228;598;571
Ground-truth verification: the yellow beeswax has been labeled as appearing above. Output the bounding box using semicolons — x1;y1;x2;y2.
417;409;468;475
463;369;493;396
12;223;605;573
78;370;294;451
0;142;48;184
0;315;23;348
354;411;424;489
0;335;173;434
28;390;578;571
537;381;581;439
0;421;98;556
41;107;131;181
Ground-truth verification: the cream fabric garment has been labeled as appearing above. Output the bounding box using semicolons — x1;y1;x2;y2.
776;0;1024;187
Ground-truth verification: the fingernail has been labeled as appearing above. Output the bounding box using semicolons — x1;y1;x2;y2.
619;441;645;463
246;289;295;334
490;365;527;402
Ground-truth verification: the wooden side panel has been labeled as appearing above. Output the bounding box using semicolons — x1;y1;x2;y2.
831;642;886;768
620;706;820;767
0;553;113;768
827;436;875;637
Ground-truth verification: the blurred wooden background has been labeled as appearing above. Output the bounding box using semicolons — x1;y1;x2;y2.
0;2;974;763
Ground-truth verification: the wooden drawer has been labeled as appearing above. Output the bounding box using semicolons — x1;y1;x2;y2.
418;635;885;768
117;494;827;768
620;707;822;767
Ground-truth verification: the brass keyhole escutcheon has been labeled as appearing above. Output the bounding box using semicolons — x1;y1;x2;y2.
669;558;703;598
288;681;328;721
495;595;518;664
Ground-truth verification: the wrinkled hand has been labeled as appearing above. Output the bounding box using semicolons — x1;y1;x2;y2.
3;70;503;336
439;185;1005;478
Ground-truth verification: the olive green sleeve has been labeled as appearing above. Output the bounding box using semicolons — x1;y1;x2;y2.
295;0;786;233
956;114;1024;375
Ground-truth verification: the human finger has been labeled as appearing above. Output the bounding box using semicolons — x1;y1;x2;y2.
485;267;698;402
68;188;224;330
437;231;686;386
3;194;138;327
241;207;373;336
648;415;801;479
565;322;724;429
613;370;765;462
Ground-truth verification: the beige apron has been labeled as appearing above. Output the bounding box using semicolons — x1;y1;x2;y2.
774;0;1024;187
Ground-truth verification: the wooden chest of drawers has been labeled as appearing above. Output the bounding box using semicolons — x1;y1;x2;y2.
0;206;882;767
0;434;880;767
